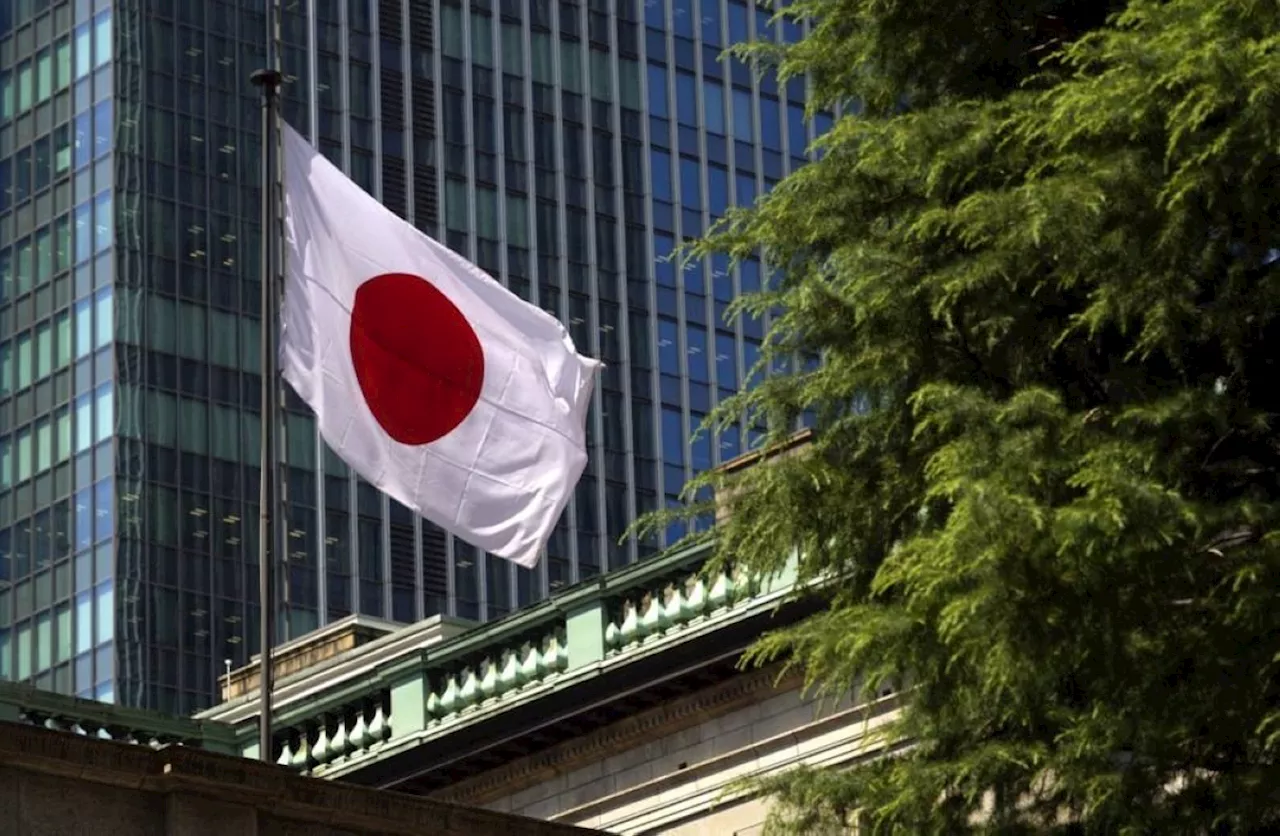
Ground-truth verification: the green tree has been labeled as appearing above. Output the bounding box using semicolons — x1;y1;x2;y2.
638;0;1280;832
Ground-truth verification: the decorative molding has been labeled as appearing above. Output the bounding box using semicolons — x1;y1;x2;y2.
433;665;804;805
573;697;908;835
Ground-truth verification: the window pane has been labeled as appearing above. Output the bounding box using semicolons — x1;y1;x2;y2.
680;157;702;209
36;51;53;102
471;12;493;67
662;407;685;465
703;79;725;134
0;342;9;397
94;192;113;254
505;196;528;248
500;23;524;70
618;58;641;109
733;89;754;142
17;429;31;482
531;32;553;84
676;72;696;125
74;299;93;358
56;606;72;663
179;398;208;454
560;41;583;93
651;149;672;201
94;384;113;445
94;13;113;68
17;63;32;112
75;394;92;453
36;420;52;473
57;39;73;88
17;333;31;389
36;613;52;672
440;5;464;58
75;591;92;653
36;322;52;379
177;301;205;359
760;97;781;150
74;203;92;263
476;187;499;240
94;99;112;158
94;289;113;350
74;25;92;80
95;581;113;644
647;64;668;118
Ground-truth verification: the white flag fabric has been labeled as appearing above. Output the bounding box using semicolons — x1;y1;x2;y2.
279;122;601;567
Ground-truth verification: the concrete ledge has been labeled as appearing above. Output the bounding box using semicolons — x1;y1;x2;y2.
0;721;608;836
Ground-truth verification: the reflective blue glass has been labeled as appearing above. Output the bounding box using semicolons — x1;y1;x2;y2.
95;580;113;642
74;203;92;264
687;326;709;383
75;591;92;653
74;489;92;551
654;233;677;286
716;332;737;389
651;149;673;201
732;89;754;142
676;72;697;124
703;79;725;134
815;112;834;138
684;258;705;294
662;408;685;465
708;165;729;216
728;1;749;42
701;0;722;45
647;64;669;119
659;318;681;374
760;97;782;150
788;104;807;157
93;480;112;543
93;192;112;254
680;158;702;209
645;0;665;28
674;0;695;37
74;111;92;168
92;99;111;158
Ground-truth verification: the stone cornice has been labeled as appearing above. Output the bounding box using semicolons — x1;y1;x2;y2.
576;696;907;835
432;665;804;806
0;721;601;836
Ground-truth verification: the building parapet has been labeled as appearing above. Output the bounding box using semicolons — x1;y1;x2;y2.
0;679;239;753
198;540;799;777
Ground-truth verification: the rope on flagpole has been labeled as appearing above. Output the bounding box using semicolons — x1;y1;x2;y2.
251;0;284;767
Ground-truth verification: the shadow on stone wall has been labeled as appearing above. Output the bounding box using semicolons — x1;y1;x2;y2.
0;720;609;836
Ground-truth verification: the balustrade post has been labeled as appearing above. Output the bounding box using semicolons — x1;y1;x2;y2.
388;669;428;738
564;600;607;672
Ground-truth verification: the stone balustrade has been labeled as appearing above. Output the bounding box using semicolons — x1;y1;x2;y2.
201;540;801;776
0;680;238;753
603;564;757;654
425;622;569;723
275;689;393;773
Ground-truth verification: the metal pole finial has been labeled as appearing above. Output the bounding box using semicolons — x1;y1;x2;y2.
250;68;283;92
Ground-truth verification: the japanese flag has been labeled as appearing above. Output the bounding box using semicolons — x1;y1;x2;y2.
279;123;601;567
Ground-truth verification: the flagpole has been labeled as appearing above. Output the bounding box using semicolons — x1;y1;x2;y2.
250;50;283;763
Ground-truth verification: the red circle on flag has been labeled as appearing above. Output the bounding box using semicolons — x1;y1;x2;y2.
349;272;485;446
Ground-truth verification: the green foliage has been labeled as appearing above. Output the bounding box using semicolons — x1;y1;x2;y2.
635;0;1280;831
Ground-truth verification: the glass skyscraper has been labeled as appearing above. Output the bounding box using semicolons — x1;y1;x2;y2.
0;0;831;714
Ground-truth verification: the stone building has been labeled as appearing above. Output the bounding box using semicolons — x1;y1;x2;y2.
0;693;602;836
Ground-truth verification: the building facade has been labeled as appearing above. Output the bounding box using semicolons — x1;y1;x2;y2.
0;0;830;713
